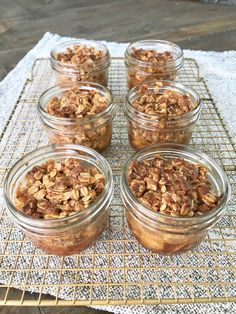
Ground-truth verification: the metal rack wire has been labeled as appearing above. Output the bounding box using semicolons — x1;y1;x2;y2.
0;58;235;306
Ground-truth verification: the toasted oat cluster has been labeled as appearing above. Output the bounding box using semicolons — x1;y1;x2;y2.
133;84;196;116
15;158;105;219
56;44;105;66
128;154;221;217
131;48;173;64
47;88;108;118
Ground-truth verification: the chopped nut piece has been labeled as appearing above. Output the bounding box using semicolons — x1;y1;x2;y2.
15;158;105;219
128;154;221;217
145;178;157;191
130;180;146;198
202;193;218;206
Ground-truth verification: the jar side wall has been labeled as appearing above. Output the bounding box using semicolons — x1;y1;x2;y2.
38;82;116;153
24;209;109;255
52;67;109;87
41;118;113;153
50;39;110;87
127;119;193;150
126;208;206;254
125;40;184;89
126;67;178;89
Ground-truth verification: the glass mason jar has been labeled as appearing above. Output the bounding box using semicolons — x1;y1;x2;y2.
38;82;116;153
50;39;110;87
4;144;113;256
124;81;202;150
125;40;184;89
121;144;231;254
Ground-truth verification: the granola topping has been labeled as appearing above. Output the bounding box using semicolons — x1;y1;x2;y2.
130;48;173;64
56;44;105;67
132;83;196;116
47;87;108;119
128;154;221;217
126;83;200;150
15;158;105;219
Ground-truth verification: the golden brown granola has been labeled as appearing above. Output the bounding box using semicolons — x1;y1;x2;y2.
56;44;105;66
130;48;173;64
47;88;108;118
128;154;221;217
16;158;105;219
132;84;196;116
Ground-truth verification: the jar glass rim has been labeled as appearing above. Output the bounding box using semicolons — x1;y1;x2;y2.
122;143;231;225
125;80;202;122
125;40;184;67
4;144;113;230
38;81;115;125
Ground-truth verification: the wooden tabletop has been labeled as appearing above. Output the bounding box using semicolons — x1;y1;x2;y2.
0;0;236;313
1;0;236;81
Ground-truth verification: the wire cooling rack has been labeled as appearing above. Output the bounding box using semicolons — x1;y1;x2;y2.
0;58;236;306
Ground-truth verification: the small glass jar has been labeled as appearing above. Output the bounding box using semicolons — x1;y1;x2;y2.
50;39;110;87
38;82;116;153
125;40;184;89
121;144;230;254
4;144;113;256
124;81;202;150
